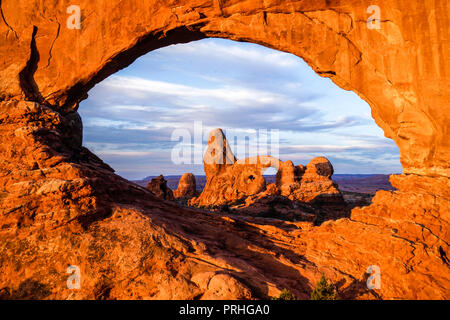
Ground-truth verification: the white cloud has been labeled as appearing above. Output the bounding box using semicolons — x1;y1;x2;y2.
151;39;300;69
102;75;288;107
281;144;377;152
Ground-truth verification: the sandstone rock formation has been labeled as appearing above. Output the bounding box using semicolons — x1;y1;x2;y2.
279;157;350;221
190;129;272;207
0;1;448;300
174;173;198;200
146;175;174;201
191;129;348;222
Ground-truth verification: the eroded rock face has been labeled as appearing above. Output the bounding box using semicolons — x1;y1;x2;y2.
174;173;197;200
0;1;449;300
146;175;174;201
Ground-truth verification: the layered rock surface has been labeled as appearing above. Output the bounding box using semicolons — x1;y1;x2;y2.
0;0;449;299
230;183;317;222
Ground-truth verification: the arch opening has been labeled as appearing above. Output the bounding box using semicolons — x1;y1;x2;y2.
79;38;401;221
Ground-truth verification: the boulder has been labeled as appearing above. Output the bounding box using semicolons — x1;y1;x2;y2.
174;173;198;199
146;175;174;201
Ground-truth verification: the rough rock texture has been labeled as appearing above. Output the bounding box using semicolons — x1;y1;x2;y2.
0;1;449;299
174;173;198;200
146;175;174;201
281;157;350;221
230;183;317;223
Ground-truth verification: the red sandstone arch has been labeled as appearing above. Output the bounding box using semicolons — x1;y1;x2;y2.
0;0;449;300
1;0;448;176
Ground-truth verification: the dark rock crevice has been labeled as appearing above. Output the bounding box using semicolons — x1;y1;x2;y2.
18;25;43;103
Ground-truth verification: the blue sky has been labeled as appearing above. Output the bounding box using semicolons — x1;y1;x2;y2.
79;38;401;180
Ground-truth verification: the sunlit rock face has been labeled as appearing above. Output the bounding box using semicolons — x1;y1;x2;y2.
0;1;448;299
174;173;198;200
190;129;349;222
279;157;350;221
190;128;269;207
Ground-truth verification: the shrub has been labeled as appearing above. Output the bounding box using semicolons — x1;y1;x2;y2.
272;288;296;300
310;274;338;300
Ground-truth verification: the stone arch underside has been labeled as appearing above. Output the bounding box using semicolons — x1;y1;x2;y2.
0;1;448;299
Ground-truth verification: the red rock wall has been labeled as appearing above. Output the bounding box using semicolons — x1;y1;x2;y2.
0;1;449;299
